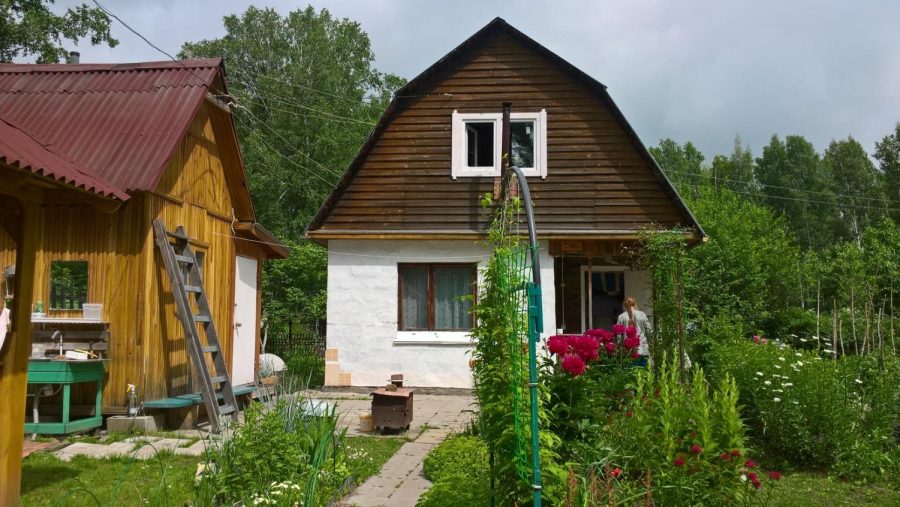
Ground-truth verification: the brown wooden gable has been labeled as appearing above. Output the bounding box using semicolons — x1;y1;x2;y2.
307;18;702;240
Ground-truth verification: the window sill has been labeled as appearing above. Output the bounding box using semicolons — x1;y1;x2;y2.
393;331;472;346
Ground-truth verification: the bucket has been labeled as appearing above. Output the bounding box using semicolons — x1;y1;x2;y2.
358;413;374;432
83;303;102;321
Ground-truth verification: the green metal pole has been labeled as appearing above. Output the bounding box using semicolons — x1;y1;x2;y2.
527;281;543;506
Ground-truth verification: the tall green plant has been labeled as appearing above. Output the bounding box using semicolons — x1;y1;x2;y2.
469;193;563;504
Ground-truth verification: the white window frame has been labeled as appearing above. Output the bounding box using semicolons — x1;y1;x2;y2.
451;110;547;179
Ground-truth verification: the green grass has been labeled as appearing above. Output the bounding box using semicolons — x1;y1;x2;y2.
344;436;405;486
20;451;197;506
20;436;405;506
768;471;899;506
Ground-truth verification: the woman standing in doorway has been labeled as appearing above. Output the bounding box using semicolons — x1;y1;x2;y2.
617;297;651;367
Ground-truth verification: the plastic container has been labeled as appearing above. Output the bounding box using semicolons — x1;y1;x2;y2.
82;303;102;321
358;413;374;432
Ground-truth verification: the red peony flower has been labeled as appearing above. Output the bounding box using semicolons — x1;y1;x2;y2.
597;329;614;342
612;324;626;335
753;335;760;344
673;457;685;467
768;471;782;481
572;335;600;362
690;444;703;454
730;449;741;457
631;351;640;359
604;341;617;355
561;353;586;376
625;411;633;417
623;335;640;349
625;326;638;338
547;335;570;356
744;460;756;469
720;452;731;461
747;472;761;489
610;467;622;478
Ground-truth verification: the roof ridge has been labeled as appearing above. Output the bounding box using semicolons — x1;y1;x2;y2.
0;58;222;73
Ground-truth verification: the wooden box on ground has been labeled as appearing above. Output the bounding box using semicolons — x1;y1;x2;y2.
370;388;413;431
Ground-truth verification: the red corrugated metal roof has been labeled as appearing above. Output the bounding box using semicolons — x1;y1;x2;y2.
0;59;222;194
0;118;128;199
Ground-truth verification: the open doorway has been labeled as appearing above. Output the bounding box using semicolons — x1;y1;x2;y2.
580;267;625;331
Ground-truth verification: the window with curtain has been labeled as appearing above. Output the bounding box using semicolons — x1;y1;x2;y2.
398;263;476;331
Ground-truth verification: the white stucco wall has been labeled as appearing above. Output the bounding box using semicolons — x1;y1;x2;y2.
326;239;556;388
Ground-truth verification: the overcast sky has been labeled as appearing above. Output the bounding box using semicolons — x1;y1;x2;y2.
52;0;900;160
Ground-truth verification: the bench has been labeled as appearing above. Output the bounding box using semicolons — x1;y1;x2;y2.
144;385;255;409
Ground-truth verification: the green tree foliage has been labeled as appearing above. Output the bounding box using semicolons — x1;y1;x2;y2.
709;136;754;192
0;0;117;62
755;135;836;249
683;185;799;332
874;122;900;222
821;137;885;242
182;6;404;324
649;138;705;197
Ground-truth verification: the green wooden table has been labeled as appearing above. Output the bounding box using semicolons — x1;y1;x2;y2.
26;359;107;434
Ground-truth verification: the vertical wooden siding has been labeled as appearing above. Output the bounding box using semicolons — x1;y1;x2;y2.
0;102;245;409
317;32;691;233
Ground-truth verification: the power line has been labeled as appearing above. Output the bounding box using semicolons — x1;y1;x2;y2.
666;168;900;207
229;92;377;127
233;103;343;179
92;0;211;86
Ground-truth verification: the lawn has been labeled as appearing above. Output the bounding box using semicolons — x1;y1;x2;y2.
20;436;404;506
769;472;899;506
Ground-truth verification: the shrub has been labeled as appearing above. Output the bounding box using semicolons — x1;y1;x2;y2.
418;435;490;507
284;347;325;386
708;339;900;481
198;393;348;505
608;357;755;505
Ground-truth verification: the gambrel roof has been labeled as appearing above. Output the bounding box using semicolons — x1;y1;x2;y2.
307;17;703;240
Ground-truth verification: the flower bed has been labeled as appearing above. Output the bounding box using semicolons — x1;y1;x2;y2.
708;338;900;482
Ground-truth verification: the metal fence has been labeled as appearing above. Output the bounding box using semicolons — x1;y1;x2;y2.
261;320;325;358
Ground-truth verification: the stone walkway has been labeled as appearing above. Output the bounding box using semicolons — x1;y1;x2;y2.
54;435;211;461
334;392;474;507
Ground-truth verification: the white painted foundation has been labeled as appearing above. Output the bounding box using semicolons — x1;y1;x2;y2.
325;239;556;388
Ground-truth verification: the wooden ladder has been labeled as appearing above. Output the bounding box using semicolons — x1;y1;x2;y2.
152;219;238;432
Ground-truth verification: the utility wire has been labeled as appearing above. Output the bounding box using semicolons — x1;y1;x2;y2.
666;168;900;206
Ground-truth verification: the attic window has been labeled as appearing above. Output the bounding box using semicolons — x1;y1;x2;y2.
451;110;547;178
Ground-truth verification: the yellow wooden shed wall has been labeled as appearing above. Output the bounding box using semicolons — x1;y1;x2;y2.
0;101;254;410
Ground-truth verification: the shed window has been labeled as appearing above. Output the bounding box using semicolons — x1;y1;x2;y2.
50;260;88;310
399;264;476;331
451;110;547;178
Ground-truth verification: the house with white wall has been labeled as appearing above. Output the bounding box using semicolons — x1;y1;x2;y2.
306;18;703;388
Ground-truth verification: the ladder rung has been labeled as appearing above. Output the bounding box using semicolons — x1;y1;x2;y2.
184;285;202;293
211;375;228;384
166;230;188;240
202;345;219;353
218;404;236;415
193;314;211;323
175;254;194;264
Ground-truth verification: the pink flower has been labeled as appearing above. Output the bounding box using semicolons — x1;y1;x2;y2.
572;335;600;362
623;335;640;349
748;472;761;489
547;335;570;356
625;326;638;338
631;351;640;359
753;335;760;344
768;471;781;480
610;467;622;478
730;449;741;457
604;341;617;355
561;353;586;376
744;460;756;469
612;324;626;335
761;338;768;345
719;452;731;461
690;444;702;454
673;457;685;467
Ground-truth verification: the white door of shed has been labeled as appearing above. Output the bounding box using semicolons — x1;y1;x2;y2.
232;256;258;386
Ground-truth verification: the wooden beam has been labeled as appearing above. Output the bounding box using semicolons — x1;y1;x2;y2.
43;189;122;214
0;198;39;501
